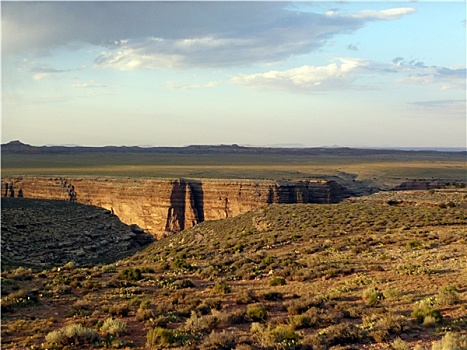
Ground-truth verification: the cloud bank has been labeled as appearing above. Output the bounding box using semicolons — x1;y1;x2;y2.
3;2;416;70
231;57;466;93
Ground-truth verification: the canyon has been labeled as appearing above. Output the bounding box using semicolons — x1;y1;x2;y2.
1;176;353;238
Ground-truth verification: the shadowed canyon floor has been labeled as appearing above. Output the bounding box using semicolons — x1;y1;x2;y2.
1;190;466;349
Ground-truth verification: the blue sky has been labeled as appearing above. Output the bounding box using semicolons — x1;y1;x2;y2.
2;1;466;147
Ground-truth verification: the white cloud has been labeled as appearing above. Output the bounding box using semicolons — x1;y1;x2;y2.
167;81;221;90
231;57;466;93
393;59;466;90
32;73;52;81
326;7;416;20
231;58;370;92
72;80;106;89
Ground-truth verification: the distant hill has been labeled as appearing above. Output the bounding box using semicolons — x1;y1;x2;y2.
2;140;465;157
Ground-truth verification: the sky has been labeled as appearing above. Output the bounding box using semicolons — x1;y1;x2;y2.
1;1;466;148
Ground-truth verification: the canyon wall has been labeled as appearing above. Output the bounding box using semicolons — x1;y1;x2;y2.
1;176;352;238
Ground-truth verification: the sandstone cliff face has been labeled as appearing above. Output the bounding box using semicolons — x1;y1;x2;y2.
2;177;351;238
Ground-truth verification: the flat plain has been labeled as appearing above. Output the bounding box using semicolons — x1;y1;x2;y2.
1;147;466;349
2;151;466;190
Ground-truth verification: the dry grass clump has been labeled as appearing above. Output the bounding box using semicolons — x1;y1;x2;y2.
45;323;100;347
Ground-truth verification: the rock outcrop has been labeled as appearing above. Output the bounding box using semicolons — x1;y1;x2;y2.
1;177;352;238
1;197;154;268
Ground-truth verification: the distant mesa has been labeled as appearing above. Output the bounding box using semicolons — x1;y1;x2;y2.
2;140;464;156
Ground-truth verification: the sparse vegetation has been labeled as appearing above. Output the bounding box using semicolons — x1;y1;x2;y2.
2;189;466;349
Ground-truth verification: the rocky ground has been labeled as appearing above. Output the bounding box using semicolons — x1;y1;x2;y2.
1;198;154;269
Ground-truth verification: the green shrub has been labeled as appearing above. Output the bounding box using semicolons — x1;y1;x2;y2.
173;279;195;289
100;317;127;337
45;323;100;346
109;303;130;317
412;298;442;324
406;240;422;249
246;304;268;322
383;287;402;299
235;290;257;304
136;307;155;322
3;289;39;309
271;325;300;350
362;287;384;306
146;327;190;347
392;337;410;350
184;311;217;334
119;268;142;281
139;297;151;310
212;282;231;294
431;332;467;350
436;286;459;307
269;276;287;286
199;330;236;350
172;258;192;271
251;323;300;350
289;315;311;330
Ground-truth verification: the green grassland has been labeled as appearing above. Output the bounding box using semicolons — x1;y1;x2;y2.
2;190;466;349
2;152;466;186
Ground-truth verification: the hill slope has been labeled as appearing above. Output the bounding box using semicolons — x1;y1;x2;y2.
1;190;466;349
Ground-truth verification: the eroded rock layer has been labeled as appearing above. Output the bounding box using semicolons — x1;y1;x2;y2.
1;177;352;238
1;198;154;268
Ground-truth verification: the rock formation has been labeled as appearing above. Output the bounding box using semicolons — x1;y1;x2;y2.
1;176;352;238
1;197;154;268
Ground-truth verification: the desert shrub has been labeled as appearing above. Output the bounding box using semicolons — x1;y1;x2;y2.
109;303;130;317
198;266;219;280
101;264;116;273
412;298;442;324
199;330;236;350
136;307;156;322
289;315;311;330
8;267;34;281
286;295;325;315
262;291;283;301
139;297;152;309
202;298;222;311
100;317;127;337
392;337;410;350
383;287;402;299
269;276;287;286
212;282;231;294
3;289;39;310
319;323;363;347
184;311;217;334
140;266;155;273
395;263;432;275
211;308;246;327
362;287;384;306
246;304;268;322
172;258;192;271
436;286;459;307
66;300;93;317
45;323;100;346
251;323;300;350
146;327;191;348
173;279;195;289
405;240;422;249
82;279;101;291
431;332;467;350
235;290;257;304
119;268;142;281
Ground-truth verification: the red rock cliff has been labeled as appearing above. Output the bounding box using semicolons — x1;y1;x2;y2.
1;177;351;238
